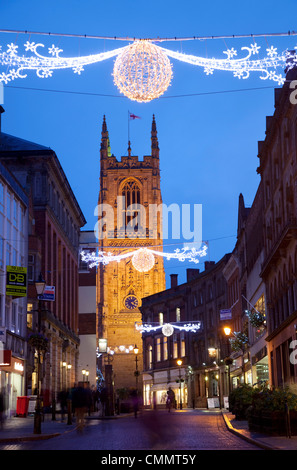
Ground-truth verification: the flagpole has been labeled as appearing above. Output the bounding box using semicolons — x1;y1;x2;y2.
128;110;130;148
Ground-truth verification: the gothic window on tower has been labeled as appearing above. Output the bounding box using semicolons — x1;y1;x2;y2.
120;180;142;232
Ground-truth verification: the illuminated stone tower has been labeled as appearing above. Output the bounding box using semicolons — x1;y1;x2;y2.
96;115;165;392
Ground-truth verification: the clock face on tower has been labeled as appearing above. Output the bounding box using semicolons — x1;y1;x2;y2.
124;295;139;310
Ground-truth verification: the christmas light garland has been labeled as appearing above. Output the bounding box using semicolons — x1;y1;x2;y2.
0;35;296;101
80;245;208;273
135;321;201;336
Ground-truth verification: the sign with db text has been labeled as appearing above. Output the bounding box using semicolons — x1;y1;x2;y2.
6;266;27;297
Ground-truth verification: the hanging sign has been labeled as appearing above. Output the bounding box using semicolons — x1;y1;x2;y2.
38;285;55;301
220;309;232;320
6;266;27;297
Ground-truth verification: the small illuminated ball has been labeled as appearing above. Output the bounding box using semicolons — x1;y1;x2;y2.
162;323;174;337
132;248;155;272
113;40;173;102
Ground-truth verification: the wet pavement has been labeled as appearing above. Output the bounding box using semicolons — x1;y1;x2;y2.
0;408;296;450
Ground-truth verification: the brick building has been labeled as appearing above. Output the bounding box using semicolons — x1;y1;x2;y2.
78;230;97;387
223;187;268;390
257;66;297;389
0;107;86;405
140;256;230;409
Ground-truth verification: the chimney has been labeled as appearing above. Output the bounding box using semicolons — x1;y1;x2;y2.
187;268;200;282
204;261;215;271
170;274;178;288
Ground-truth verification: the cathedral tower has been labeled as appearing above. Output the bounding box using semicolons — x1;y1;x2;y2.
96;115;165;392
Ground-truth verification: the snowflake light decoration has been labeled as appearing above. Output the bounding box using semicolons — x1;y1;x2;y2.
80;245;208;273
0;37;295;100
135;321;201;336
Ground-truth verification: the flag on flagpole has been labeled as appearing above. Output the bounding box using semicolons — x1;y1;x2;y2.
129;112;141;120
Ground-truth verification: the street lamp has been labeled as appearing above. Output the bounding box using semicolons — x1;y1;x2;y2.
223;327;233;396
223;326;232;337
33;273;46;434
177;359;183;410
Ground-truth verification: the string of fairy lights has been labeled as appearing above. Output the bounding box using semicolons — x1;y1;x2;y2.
0;29;296;103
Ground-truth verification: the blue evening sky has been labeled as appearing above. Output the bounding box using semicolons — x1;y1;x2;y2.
0;0;296;285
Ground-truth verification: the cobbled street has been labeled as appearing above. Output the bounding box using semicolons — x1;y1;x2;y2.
0;410;260;451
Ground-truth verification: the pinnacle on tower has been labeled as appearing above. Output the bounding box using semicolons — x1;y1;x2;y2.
151;114;159;154
101;115;111;155
102;115;108;134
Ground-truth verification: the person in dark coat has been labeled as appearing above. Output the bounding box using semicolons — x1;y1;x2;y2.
72;385;88;432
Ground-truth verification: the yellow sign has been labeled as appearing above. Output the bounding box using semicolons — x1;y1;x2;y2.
6;266;27;297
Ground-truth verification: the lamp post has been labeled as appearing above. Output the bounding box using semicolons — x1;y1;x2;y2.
177;359;183;410
33;273;46;434
223;326;233;396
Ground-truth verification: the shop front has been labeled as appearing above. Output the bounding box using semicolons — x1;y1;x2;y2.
143;368;187;409
0;350;25;417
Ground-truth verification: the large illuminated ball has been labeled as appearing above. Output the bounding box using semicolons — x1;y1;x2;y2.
113;40;173;102
132;248;155;272
162;324;174;337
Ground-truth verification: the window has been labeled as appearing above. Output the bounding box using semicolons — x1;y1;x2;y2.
180;333;186;357
6;191;11;220
148;345;153;369
173;334;178;358
121;180;141;229
163;336;168;360
0;236;4;269
27;303;33;329
159;312;164;325
156;337;161;361
12;248;17;266
13;199;18;227
6;243;11;266
11;302;17;333
0;182;4;213
176;307;180;322
28;254;35;281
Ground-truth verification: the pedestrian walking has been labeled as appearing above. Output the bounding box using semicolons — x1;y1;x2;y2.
72;385;88;433
57;389;68;421
131;389;139;418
